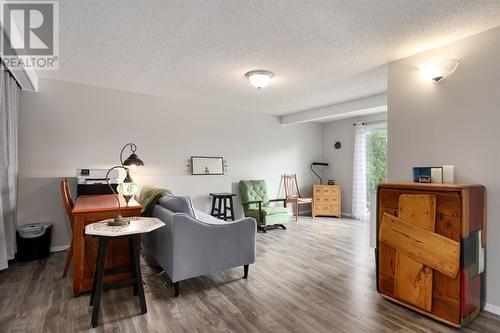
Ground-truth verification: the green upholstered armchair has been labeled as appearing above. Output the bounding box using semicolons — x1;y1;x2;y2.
239;180;289;232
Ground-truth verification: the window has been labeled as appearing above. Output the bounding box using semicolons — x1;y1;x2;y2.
366;125;388;193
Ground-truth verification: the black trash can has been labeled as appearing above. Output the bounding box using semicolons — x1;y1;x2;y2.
15;223;53;261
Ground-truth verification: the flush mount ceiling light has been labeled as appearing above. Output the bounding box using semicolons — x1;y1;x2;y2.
245;70;273;89
420;59;459;82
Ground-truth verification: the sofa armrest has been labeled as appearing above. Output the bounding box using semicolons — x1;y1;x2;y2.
169;215;257;282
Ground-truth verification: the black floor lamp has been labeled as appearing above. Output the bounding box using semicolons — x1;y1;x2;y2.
311;162;329;184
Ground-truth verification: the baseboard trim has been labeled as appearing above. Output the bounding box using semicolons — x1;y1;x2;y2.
341;212;352;217
50;245;70;253
484;303;500;315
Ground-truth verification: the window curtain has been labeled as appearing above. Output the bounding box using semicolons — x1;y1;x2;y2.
352;122;368;220
0;64;20;270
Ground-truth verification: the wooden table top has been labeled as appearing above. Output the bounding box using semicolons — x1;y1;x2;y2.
379;182;484;191
72;194;142;213
85;217;164;237
209;193;236;197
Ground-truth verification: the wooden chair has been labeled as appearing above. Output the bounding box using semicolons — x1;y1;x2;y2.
61;179;74;278
283;174;313;221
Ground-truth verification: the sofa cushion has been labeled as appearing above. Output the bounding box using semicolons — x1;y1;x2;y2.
158;195;197;218
195;210;227;225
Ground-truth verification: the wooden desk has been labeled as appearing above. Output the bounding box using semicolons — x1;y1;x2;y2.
71;194;142;296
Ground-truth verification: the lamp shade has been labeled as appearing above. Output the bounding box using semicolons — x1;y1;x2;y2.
117;181;139;198
120;143;145;166
117;170;139;204
122;153;144;166
245;70;273;89
420;59;459;82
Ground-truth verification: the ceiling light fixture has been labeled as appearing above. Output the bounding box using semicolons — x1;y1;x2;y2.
245;70;273;89
420;59;459;82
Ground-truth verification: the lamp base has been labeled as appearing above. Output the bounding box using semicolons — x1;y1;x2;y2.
107;214;130;226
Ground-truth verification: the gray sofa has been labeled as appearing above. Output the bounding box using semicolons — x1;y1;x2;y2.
142;195;256;296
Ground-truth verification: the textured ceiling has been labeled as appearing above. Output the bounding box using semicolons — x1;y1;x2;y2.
39;1;500;115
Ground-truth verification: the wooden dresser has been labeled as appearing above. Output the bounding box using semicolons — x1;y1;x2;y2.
377;183;486;327
312;185;341;218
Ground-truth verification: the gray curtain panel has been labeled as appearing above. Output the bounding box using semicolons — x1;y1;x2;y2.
0;65;20;270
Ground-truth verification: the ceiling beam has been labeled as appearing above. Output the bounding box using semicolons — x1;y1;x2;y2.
280;93;387;125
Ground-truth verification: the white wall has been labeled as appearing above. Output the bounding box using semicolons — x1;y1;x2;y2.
388;26;500;309
18;78;322;249
321;113;387;215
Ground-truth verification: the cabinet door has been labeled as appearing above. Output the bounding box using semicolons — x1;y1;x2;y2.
377;188;462;325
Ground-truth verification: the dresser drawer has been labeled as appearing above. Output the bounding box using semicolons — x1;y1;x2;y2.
314;203;331;213
314;186;325;195
315;196;332;203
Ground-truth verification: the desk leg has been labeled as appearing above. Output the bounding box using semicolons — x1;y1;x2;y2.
73;213;85;296
91;237;108;328
130;235;147;314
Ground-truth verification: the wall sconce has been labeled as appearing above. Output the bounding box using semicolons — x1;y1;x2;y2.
420;59;459;82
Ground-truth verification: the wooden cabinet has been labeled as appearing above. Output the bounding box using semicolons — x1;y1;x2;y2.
377;183;486;327
312;185;341;218
72;195;142;296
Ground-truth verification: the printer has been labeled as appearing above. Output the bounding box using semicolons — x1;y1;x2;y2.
76;168;120;196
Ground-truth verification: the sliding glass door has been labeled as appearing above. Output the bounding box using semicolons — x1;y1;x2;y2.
366;123;387;247
366;125;387;198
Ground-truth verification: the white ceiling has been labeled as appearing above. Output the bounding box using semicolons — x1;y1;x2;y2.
39;1;500;115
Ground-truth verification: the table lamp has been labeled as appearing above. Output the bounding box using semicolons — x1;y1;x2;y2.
106;143;144;226
120;143;144;167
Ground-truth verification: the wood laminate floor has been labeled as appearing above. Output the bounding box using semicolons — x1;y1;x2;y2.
1;217;499;332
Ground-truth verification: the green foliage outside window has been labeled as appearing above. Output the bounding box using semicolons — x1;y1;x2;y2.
366;129;387;191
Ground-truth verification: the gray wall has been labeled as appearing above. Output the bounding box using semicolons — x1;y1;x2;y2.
18;78;322;250
321;113;387;215
388;26;500;309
